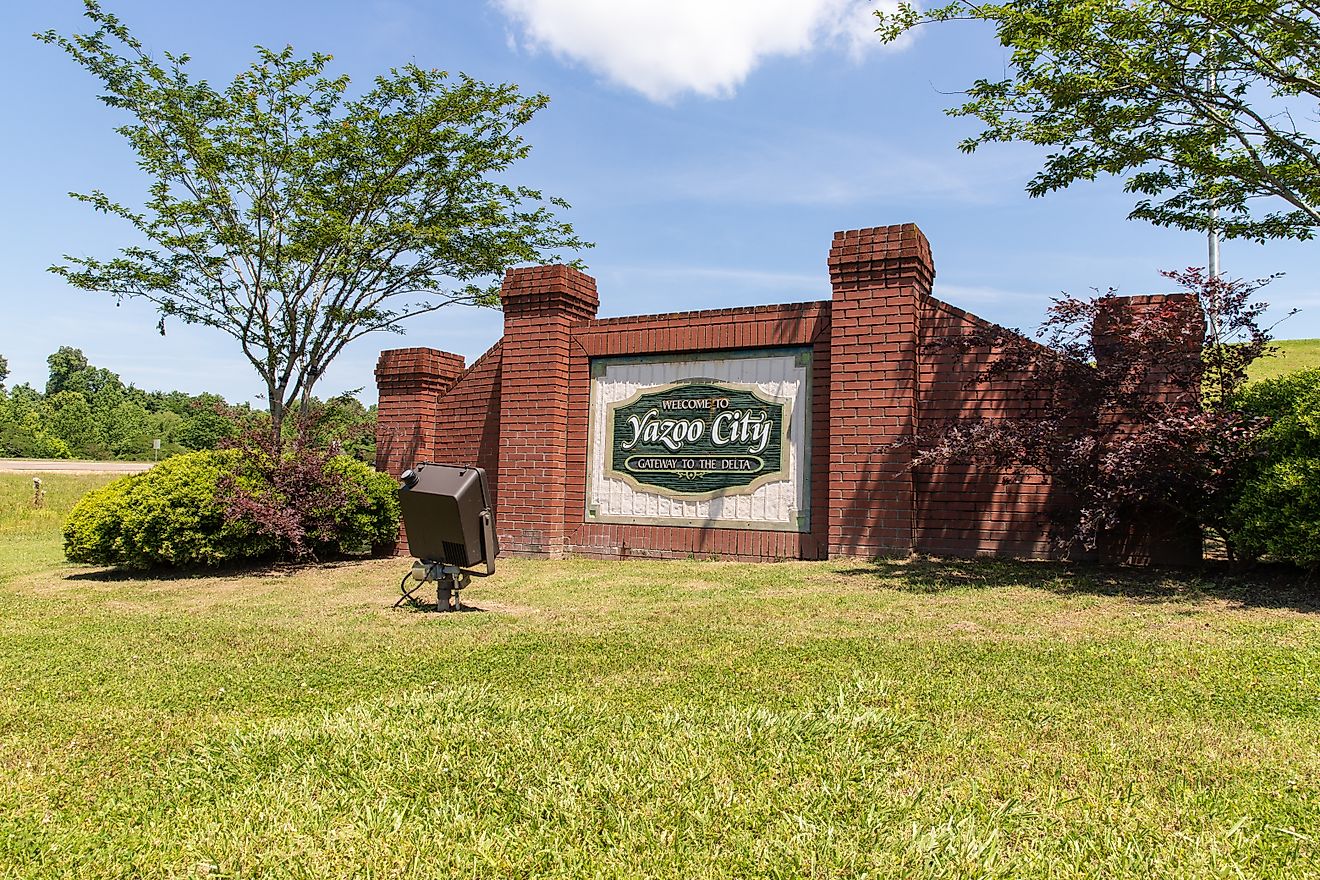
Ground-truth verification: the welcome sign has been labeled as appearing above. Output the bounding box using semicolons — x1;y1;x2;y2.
606;382;790;497
587;348;811;531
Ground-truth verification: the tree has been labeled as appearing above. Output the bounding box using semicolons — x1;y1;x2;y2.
46;391;101;454
876;1;1320;241
100;399;150;456
45;345;124;401
0;354;8;388
46;346;89;396
177;399;242;452
39;2;588;439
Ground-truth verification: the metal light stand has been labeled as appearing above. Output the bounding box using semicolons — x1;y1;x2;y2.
393;561;472;612
435;565;472;612
393;507;496;614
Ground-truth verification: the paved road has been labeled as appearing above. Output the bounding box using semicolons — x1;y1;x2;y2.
0;459;155;474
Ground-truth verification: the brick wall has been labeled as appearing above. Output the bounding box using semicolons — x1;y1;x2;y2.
374;347;467;555
432;342;504;504
825;224;931;557
374;221;1204;564
914;298;1056;558
1092;292;1206;564
496;265;599;556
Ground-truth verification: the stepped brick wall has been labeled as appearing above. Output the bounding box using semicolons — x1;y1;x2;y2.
376;222;1202;564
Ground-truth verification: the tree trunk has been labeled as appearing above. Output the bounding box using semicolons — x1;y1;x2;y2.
268;389;285;452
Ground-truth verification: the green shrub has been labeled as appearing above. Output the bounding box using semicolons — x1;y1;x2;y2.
64;450;269;568
1227;369;1320;569
312;456;400;557
63;449;398;569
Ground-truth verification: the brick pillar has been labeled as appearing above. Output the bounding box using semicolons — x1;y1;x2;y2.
1093;293;1204;407
826;224;934;557
1092;293;1205;565
496;265;599;557
374;347;466;554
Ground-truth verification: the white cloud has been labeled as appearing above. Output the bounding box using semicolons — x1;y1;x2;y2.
493;0;905;102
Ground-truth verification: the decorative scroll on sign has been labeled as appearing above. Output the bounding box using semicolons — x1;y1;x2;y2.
605;381;791;497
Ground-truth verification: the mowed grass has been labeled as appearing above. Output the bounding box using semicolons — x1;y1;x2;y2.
0;473;120;583
1250;338;1320;383
1;476;1318;878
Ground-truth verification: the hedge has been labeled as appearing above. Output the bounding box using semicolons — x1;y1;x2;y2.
64;450;398;569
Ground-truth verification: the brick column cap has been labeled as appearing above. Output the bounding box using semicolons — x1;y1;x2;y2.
500;264;599;322
1092;292;1204;347
828;222;934;293
375;347;466;387
1103;293;1197;307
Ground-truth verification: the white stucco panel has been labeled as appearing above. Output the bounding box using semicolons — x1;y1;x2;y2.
586;350;811;530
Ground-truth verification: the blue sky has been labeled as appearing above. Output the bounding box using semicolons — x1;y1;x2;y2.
2;0;1316;405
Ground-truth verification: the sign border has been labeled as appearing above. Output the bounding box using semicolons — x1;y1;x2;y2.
585;346;812;533
603;379;793;501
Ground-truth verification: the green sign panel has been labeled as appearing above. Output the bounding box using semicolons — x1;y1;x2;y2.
605;381;791;498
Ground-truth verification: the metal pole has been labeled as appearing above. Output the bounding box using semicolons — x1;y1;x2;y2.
1207;46;1220;278
1209;211;1220;278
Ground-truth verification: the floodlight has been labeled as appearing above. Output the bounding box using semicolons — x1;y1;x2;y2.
394;463;498;612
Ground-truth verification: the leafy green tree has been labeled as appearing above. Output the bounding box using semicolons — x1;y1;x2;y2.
6;384;43;415
877;1;1320;241
100;399;150;456
0;384;72;459
177;398;241;451
39;2;588;440
146;390;195;417
46;345;124;400
146;408;185;454
45;391;100;454
45;346;89;396
0;353;8;388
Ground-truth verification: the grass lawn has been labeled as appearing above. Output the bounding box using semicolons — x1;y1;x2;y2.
1250;338;1320;383
1;474;1318;878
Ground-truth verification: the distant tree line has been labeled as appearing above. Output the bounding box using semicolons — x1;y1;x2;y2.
0;347;375;462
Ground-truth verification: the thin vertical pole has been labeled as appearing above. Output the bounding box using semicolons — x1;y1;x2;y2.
1207;44;1220;278
1209;210;1220;278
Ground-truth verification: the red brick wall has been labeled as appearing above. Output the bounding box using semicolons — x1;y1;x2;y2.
375;348;467;474
1092;293;1205;564
431;342;504;505
374;221;1204;564
496;265;599;556
825;224;931;557
566;301;832;561
915;298;1056;558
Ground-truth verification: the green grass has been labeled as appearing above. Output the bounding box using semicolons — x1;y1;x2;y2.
0;473;120;584
1250;338;1320;383
1;477;1318;878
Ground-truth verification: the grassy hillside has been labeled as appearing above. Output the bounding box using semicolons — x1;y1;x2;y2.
1250;338;1320;383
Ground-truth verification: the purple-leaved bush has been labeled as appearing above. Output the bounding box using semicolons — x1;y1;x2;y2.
218;413;353;562
912;270;1292;559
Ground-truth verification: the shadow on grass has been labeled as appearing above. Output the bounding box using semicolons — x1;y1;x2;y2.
62;556;389;583
395;599;488;615
837;558;1318;613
